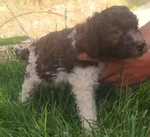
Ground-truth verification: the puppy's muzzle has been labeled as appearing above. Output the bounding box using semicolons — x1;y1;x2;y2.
136;42;148;53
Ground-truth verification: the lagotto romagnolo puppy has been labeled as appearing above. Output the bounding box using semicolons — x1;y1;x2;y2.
14;6;147;130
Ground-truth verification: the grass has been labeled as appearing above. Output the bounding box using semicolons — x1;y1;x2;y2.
0;36;28;46
0;59;150;137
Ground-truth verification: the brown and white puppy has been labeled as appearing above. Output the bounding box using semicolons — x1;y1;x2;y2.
14;6;147;130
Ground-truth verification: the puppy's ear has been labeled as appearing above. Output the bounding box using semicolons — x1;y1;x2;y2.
85;31;101;58
85;13;105;58
75;21;102;59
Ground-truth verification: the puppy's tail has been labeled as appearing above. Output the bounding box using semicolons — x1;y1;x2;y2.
13;45;29;61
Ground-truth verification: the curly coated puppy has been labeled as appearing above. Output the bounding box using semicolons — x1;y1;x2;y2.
14;6;147;130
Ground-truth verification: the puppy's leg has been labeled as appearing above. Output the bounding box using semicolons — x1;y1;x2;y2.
20;75;41;103
69;66;101;130
20;46;41;102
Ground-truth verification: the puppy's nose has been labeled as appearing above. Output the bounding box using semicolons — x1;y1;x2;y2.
137;44;144;51
136;42;147;51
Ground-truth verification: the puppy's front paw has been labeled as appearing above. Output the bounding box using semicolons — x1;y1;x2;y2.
82;119;97;132
19;92;30;103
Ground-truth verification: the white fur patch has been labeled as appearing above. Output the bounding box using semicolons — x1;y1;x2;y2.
54;71;69;84
67;28;77;49
26;46;38;76
20;46;42;102
45;71;51;75
68;64;105;130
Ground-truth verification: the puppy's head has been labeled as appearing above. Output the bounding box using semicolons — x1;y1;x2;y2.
87;6;148;60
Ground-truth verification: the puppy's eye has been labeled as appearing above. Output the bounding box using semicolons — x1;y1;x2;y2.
114;29;122;35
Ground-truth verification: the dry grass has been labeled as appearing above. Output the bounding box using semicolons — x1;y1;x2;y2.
0;0;149;38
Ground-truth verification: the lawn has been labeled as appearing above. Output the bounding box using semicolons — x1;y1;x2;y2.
0;59;150;137
0;36;28;46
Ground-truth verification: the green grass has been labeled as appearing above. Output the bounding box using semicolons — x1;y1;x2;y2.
0;36;28;46
0;59;150;137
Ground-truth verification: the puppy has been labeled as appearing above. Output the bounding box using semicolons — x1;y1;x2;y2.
14;6;147;130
